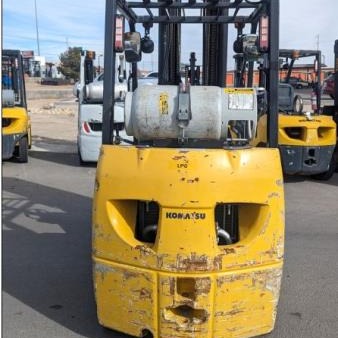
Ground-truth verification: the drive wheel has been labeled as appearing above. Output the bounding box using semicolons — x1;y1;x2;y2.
311;156;336;181
28;127;32;149
17;136;28;163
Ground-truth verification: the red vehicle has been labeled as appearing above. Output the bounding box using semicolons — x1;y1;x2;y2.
322;73;335;99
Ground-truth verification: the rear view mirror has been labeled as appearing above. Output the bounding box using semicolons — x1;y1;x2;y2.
124;32;142;63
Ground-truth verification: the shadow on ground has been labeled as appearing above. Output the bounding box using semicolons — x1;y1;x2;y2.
2;177;131;338
284;172;338;187
29;150;96;168
32;135;77;150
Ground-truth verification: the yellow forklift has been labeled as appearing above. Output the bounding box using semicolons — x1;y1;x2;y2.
252;49;336;180
93;1;284;337
2;49;31;163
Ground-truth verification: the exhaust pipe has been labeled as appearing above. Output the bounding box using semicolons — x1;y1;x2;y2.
217;227;232;245
142;224;157;242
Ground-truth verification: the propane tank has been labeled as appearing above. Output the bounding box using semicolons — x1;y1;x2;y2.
84;81;127;102
124;85;258;141
2;89;15;107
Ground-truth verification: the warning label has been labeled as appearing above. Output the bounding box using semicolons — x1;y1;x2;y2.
159;93;169;115
224;88;254;94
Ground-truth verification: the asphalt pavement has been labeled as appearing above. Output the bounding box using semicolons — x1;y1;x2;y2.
2;144;338;338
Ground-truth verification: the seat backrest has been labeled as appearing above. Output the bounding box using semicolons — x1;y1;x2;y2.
278;83;294;112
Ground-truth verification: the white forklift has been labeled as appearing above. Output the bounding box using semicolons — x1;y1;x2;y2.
77;50;131;163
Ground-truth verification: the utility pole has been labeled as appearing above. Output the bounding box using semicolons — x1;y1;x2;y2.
34;0;40;56
315;34;319;51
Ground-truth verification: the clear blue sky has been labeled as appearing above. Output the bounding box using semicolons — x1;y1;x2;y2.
3;0;338;69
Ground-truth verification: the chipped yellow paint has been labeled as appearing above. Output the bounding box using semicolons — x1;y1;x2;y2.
92;145;285;337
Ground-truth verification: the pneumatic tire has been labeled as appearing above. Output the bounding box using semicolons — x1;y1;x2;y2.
17;136;28;163
311;156;336;181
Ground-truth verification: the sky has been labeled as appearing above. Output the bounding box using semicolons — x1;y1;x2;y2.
2;0;338;70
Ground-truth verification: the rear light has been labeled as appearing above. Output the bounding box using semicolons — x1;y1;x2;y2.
292;50;300;59
83;121;91;133
115;15;124;52
259;15;269;51
82;121;102;133
85;50;96;60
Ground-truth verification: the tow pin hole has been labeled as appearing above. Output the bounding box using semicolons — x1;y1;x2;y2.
308;149;315;157
141;329;153;338
304;159;316;166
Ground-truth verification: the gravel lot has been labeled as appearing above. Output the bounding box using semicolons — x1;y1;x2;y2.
27;83;78;153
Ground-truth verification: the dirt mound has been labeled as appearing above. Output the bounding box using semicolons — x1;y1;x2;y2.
26;80;77;116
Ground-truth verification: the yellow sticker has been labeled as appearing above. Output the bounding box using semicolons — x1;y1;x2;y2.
159;93;169;115
224;88;254;94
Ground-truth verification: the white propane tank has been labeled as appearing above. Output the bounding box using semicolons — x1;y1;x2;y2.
124;85;223;140
2;89;15;107
85;81;127;102
114;101;125;123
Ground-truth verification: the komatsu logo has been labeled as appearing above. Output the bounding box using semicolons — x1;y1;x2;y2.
166;212;206;220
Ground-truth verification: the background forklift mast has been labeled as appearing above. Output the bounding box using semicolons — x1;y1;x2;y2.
2;51;27;106
323;40;338;118
323;39;338;173
2;49;31;163
80;50;96;95
93;1;284;338
335;40;338;104
279;49;321;112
